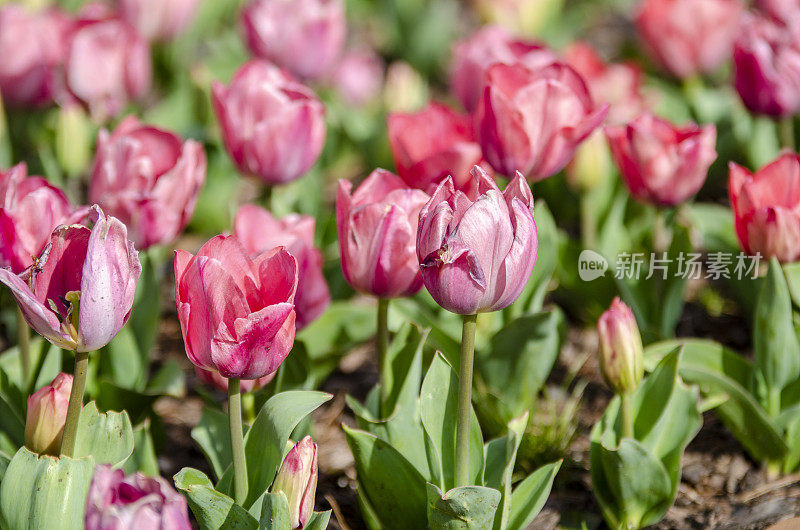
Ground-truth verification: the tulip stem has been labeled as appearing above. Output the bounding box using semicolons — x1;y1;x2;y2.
259;185;273;210
620;391;634;440
580;193;597;250
456;313;477;488
60;350;89;457
228;378;248;506
780;117;795;151
16;306;30;386
377;298;390;414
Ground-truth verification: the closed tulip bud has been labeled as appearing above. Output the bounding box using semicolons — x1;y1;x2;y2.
85;465;191;530
194;366;275;394
336;169;429;298
240;0;345;81
388;102;491;194
55;104;92;178
476;62;608;180
417;166;538;315
331;49;384;108
635;0;743;79
383;61;428;113
597;297;644;395
605;113;717;207
0;206;141;352
118;0;200;42
450;25;557;113
234;205;330;329
729;153;800;263
25;372;72;456
474;0;564;37
272;436;318;529
174;235;298;379
89;116;207;250
212;60;326;185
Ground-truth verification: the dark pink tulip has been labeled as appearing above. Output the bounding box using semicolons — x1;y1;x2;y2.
729;153;800;263
174;235;298;380
733;13;800;118
85;464;191;530
89;115;207;250
606;113;717;207
388;102;491;194
212;60;326;185
272;436;318;529
25;372;72;456
118;0;200;42
0;163;87;274
476;62;608;180
332;49;384;107
240;0;346;81
195;366;275;394
336;169;429;298
450;25;557;112
756;0;800;23
417;166;537;315
0;206;141;352
635;0;743;78
234;204;330;329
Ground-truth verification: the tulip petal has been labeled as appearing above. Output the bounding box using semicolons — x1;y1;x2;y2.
0;267;71;349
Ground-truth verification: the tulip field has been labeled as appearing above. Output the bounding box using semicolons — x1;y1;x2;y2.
4;0;800;528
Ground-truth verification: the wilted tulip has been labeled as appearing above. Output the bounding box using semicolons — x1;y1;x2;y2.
0;206;141;352
336;169;429;298
25;372;72;456
476;62;608;180
234;204;330;329
175;235;298;379
733;13;800;118
272;436;318;529
0;163;87;273
729;153;800;263
635;0;743;79
450;25;557;112
212;60;326;185
195;366;275;394
597;297;644;395
118;0;199;42
605;114;717;207
417;166;537;315
89;115;207;250
240;0;345;81
85;464;191;530
331;49;384;107
388;102;490;194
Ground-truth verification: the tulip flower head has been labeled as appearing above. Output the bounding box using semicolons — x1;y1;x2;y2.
332;48;384;107
25;372;72;456
756;0;800;24
272;436;318;529
597;297;644;395
118;0;200;42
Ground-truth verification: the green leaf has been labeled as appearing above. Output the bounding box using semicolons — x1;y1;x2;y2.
192;406;234;481
380;322;429;417
304;511;332;530
258;491;291;530
98;325;146;391
73;401;134;466
129;246;161;367
685;203;739;254
506;461;561;530
146;360;186;397
426;483;501;530
174;467;258;530
123;420;159;476
0;370;25;448
483;413;528;530
0;338;61;395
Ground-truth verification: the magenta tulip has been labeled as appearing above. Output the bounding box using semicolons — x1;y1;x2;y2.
233;204;330;329
417;166;537;315
606;113;717;207
597;297;644;394
212;60;326;185
476;62;608;180
89;115;207;250
85;465;191;530
195;366;275;394
272;436;318;529
0;205;141;352
174;235;298;380
331;49;384;107
336;169;429;298
118;0;200;41
25;372;72;456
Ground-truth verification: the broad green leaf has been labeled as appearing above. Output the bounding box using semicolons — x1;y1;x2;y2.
0;370;24;448
73;402;134;466
145;360;186;397
297;301;374;361
0;338;61;394
506;461;561;530
258;491;291;530
0;450;9;482
123;420;159;476
484;413;528;530
392;296;461;360
380;323;429;417
192;406;234;481
128;247;161;370
685;203;738;254
304;511;332;530
174;468;258;530
426;483;501;530
98;325;145;391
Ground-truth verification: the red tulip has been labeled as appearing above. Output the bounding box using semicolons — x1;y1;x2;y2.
331;49;384;107
89;116;207;250
174;235;298;380
118;0;200;42
606;114;717;207
25;372;72;456
234;204;330;329
336;169;429;298
729;153;800;263
194;366;275;394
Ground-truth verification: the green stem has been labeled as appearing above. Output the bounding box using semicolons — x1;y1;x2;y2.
580;193;597;250
229;378;248;506
653;209;670;253
767;387;782;418
780;116;795;151
16;306;30;386
456;314;478;487
377;298;390;414
60;350;89;457
242;392;256;424
620;391;634;440
259;185;273;210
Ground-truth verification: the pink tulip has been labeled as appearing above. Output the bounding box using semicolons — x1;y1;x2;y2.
331;49;384;107
729;153;800;263
476;62;608;180
597;298;643;394
233;204;330;329
417;166;537;315
756;0;800;24
89;115;207;250
240;0;346;81
212;60;326;185
388;102;491;194
174;235;298;380
605;113;717;207
85;464;191;530
0;163;87;274
635;0;744;79
0;205;141;352
195;366;275;394
0;5;70;108
272;436;318;529
336;169;429;298
25;372;72;456
733;13;800;118
450;25;557;112
118;0;200;42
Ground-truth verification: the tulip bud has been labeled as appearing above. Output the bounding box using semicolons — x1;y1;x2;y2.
56;104;92;178
597;298;644;395
383;61;428;113
272;436;318;529
474;0;564;37
331;49;384;108
25;372;72;455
